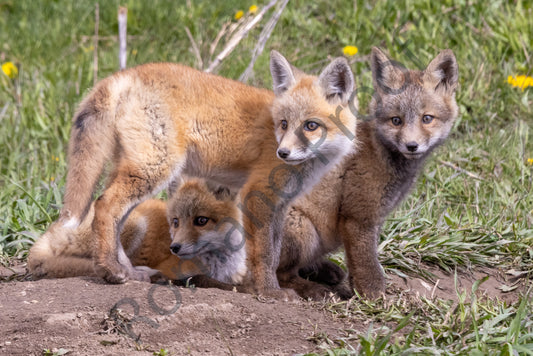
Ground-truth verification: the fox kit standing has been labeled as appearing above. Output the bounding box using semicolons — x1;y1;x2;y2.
278;47;459;299
44;51;356;298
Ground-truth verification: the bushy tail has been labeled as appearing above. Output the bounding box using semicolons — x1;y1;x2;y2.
59;81;116;227
27;203;97;278
27;237;96;278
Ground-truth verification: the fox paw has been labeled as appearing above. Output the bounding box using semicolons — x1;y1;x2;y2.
95;262;128;284
351;277;386;299
299;259;346;286
148;271;169;284
129;267;152;283
95;262;151;284
332;281;354;300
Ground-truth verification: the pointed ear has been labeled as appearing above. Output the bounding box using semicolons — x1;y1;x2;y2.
318;57;354;104
423;49;458;92
167;177;184;198
205;180;239;202
371;47;406;93
270;50;297;96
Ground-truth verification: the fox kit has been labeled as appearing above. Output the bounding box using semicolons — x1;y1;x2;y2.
42;51;356;298
165;178;247;284
28;178;247;285
278;47;459;298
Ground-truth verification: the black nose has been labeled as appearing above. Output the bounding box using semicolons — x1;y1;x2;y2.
406;142;419;152
277;148;290;159
170;243;181;255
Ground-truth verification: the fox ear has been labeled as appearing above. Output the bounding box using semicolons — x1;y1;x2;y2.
167;177;184;198
423;49;458;92
318;57;354;104
205;180;239;202
270;50;297;96
371;47;406;93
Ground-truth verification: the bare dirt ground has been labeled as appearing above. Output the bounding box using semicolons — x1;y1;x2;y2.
0;262;523;356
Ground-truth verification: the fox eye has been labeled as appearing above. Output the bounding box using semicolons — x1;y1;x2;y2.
304;121;319;131
280;120;288;130
391;117;402;126
172;218;179;228
422;115;434;124
194;216;209;226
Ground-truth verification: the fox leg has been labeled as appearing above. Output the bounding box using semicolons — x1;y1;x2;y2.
93;162;178;284
240;184;298;301
339;217;385;298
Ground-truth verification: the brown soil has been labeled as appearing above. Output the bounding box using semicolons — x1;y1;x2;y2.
0;263;523;356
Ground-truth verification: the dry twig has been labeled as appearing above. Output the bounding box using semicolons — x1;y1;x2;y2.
205;0;278;73
93;3;99;86
439;160;483;180
185;26;204;69
240;0;289;82
118;7;128;70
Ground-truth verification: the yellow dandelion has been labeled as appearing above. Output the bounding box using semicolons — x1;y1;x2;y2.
249;5;258;14
527;158;533;166
55;156;59;162
1;62;18;79
234;10;244;20
507;75;533;91
50;177;55;182
343;45;358;57
83;45;95;53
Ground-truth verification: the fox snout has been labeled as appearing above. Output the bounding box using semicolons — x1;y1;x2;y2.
277;147;290;159
170;243;181;255
405;142;419;152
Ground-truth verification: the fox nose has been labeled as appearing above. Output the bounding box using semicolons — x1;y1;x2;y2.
405;142;419;152
277;148;290;159
170;243;182;255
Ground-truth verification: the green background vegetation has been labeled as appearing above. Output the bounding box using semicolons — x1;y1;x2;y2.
0;0;531;354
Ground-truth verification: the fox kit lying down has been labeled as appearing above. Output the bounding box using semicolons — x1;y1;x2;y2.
28;178;247;285
277;47;459;298
41;51;356;298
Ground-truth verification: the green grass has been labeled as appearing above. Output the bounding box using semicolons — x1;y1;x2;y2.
1;0;532;354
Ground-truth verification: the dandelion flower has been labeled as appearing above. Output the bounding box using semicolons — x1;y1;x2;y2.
1;62;18;79
234;10;244;20
249;5;258;14
528;158;533;166
507;75;533;91
343;45;358;57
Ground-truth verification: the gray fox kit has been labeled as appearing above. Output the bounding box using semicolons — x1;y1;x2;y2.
278;47;459;298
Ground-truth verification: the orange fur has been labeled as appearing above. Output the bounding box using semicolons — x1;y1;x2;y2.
38;52;357;299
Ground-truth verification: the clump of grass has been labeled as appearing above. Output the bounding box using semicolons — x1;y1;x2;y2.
313;280;533;355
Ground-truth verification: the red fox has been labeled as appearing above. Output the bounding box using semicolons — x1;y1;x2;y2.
28;178;246;285
41;51;357;299
278;47;459;298
29;175;347;299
